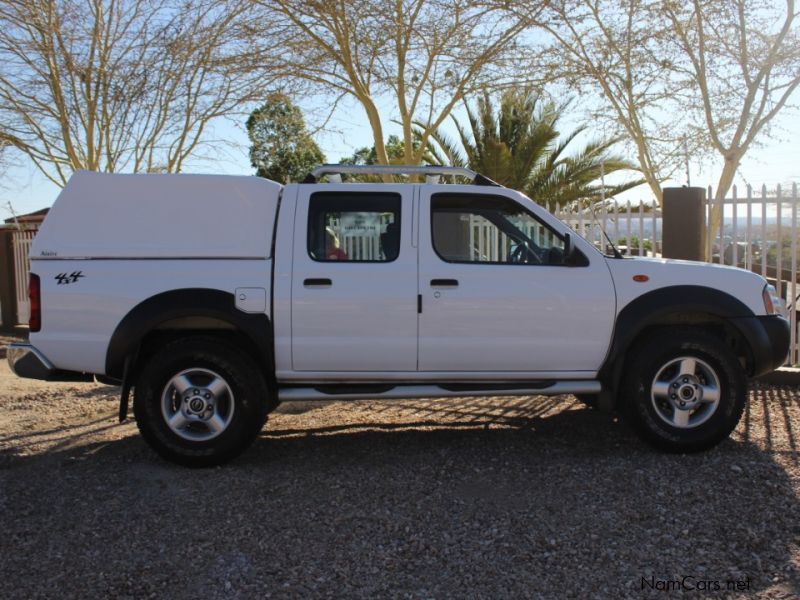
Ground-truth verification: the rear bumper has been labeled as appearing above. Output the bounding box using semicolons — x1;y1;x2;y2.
7;343;94;382
728;315;791;377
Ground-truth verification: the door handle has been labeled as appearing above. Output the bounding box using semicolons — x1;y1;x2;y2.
430;278;459;287
304;278;332;287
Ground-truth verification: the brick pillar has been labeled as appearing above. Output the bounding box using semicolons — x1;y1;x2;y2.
661;187;706;261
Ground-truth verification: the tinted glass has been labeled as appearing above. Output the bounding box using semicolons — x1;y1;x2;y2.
308;192;401;262
431;194;566;265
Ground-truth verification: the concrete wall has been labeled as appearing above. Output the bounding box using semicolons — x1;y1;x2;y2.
661;187;706;261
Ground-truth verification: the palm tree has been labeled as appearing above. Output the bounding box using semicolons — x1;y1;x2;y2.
418;90;643;208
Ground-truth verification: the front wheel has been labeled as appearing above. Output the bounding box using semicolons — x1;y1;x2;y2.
133;336;273;467
621;328;747;453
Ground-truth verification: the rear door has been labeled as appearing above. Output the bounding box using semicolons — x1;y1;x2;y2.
290;184;417;371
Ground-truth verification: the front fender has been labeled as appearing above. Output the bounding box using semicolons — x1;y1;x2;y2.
598;285;757;387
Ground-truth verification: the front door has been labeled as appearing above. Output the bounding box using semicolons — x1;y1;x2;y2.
417;187;616;374
291;185;417;371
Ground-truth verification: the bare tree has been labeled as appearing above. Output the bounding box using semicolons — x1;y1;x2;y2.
661;0;800;255
534;0;691;205
253;0;540;167
537;0;800;225
0;0;271;186
0;141;10;182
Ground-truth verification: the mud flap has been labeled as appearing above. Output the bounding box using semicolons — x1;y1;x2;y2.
118;348;139;422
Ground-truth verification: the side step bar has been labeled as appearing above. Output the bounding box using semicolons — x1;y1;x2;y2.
277;381;601;402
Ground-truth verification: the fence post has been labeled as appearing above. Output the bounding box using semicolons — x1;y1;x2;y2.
0;231;17;327
662;187;706;261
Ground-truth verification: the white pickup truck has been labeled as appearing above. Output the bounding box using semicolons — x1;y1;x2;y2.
8;165;790;466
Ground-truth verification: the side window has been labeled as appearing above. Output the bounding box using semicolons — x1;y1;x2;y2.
431;194;566;265
308;192;401;262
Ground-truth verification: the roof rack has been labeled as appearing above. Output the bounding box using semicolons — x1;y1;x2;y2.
302;164;501;186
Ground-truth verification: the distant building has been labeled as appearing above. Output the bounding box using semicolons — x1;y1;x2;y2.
2;208;49;229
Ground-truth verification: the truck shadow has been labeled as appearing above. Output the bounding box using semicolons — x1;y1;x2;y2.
1;391;799;597
244;394;800;596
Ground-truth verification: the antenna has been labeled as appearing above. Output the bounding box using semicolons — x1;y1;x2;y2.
600;161;605;204
684;140;691;186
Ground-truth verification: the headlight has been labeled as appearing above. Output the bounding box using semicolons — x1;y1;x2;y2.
762;284;782;315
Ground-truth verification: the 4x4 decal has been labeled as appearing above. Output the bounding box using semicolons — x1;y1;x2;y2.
55;271;85;285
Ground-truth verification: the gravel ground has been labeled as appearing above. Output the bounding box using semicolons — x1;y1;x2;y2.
1;336;800;598
0;332;22;358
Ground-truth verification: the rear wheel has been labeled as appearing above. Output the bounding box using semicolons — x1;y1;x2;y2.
621;328;746;453
133;336;273;467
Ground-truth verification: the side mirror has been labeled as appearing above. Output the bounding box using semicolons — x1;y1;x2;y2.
557;232;588;266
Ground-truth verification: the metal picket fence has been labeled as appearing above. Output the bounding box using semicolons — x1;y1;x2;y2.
12;229;36;324
704;184;799;366
554;199;661;258
327;214;394;261
555;184;799;366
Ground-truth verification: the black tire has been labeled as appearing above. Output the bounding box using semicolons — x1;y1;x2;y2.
621;327;747;453
133;336;274;467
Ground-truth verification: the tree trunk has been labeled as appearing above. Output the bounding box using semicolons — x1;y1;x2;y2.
706;154;741;260
360;96;389;167
631;134;663;206
401;116;414;165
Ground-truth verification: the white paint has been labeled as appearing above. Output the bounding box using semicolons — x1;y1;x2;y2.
31;171;281;260
23;175;773;382
235;287;267;313
289;184;418;371
417;185;617;372
30;259;272;373
606;256;768;316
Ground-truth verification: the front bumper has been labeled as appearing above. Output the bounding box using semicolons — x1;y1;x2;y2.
728;315;791;377
7;343;93;382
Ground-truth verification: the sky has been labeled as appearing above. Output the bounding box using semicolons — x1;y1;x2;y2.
1;89;799;220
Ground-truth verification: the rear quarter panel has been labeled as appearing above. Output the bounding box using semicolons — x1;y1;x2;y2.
30;259;272;374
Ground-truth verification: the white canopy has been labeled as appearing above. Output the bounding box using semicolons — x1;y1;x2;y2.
31;171;282;260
